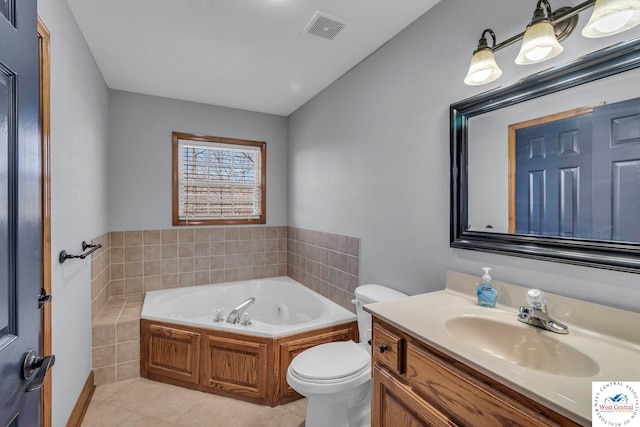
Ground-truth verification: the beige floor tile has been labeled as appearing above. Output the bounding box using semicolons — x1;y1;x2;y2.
90;380;132;403
174;393;244;426
279;398;307;422
85;378;307;427
136;385;206;423
81;401;135;427
102;378;171;412
118;413;178;427
225;401;305;427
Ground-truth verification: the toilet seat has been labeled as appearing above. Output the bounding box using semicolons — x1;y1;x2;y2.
289;341;370;384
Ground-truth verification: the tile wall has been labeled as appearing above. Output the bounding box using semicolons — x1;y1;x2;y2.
91;233;111;324
109;227;288;297
287;227;360;313
92;296;144;384
89;226;360;385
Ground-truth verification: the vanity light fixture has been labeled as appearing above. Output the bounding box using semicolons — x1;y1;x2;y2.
515;0;565;64
464;0;640;85
582;0;640;37
464;29;503;85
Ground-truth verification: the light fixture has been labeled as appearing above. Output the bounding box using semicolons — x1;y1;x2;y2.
464;29;503;86
582;0;640;37
463;0;640;85
516;0;565;64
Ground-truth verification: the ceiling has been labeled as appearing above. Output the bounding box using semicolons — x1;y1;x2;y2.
66;0;441;116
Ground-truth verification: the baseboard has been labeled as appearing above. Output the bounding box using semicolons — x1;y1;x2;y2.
66;371;95;427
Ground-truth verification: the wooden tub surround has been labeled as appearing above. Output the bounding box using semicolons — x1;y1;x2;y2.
140;319;359;406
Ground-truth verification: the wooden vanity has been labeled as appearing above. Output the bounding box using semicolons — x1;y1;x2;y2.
363;271;640;427
370;317;580;426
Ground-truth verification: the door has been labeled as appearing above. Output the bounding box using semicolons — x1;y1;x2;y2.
515;114;593;238
0;0;50;425
591;98;640;242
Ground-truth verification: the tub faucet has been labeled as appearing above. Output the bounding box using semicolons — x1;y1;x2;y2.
226;297;256;324
517;289;569;334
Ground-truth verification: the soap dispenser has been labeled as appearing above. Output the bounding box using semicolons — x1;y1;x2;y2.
476;267;498;308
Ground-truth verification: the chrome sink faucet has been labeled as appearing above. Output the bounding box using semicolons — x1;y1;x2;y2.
226;297;256;324
518;289;569;334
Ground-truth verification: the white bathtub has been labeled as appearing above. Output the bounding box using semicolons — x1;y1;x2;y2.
141;276;356;338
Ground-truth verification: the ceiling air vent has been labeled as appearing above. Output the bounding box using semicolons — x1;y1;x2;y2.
303;11;346;41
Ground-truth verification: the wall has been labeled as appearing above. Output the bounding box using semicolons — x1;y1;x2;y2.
107;90;288;231
287;0;640;313
37;0;110;425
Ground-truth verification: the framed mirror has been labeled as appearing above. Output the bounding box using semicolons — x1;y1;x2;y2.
450;36;640;273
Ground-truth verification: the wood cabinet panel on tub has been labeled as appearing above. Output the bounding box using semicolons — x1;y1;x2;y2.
142;322;200;385
140;319;358;406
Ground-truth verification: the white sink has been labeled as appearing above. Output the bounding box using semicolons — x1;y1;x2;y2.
444;316;600;377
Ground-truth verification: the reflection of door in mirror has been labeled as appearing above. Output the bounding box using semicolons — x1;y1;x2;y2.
508;98;640;242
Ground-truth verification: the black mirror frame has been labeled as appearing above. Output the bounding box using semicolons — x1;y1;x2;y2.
450;36;640;274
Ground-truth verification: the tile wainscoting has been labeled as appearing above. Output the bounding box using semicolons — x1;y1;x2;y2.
287;227;360;313
89;226;360;385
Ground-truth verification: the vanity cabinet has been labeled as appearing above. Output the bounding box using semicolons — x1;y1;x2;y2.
371;318;582;427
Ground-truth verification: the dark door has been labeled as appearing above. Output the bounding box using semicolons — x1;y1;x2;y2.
591;98;640;242
515;114;593;238
0;0;50;425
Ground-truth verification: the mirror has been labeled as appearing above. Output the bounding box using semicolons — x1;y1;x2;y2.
451;36;640;273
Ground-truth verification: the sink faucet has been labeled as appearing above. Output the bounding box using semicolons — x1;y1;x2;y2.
226;297;256;324
517;289;569;334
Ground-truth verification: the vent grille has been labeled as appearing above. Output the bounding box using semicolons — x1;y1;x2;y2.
303;12;346;41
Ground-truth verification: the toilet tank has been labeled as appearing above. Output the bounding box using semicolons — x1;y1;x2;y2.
354;285;407;347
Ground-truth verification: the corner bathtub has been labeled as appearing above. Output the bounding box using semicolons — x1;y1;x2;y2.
140;276;359;406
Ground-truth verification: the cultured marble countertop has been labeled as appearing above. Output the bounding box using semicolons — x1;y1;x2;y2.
364;271;640;426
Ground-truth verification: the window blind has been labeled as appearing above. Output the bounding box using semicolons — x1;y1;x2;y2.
178;139;262;221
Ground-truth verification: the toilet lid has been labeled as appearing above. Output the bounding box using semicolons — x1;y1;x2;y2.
290;341;370;381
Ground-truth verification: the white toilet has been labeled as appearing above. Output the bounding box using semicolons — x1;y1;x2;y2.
286;285;407;427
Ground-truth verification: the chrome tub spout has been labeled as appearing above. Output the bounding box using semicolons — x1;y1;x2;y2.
226;297;256;324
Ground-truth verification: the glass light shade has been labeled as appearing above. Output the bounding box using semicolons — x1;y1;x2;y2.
464;49;503;86
582;0;640;37
515;21;564;65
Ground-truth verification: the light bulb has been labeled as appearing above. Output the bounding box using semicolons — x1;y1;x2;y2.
525;46;553;61
515;21;564;65
464;48;502;86
469;69;493;83
582;0;640;38
594;9;634;32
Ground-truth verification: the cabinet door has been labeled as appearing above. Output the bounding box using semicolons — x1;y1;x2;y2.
278;324;357;402
201;334;268;400
372;365;456;427
142;322;200;384
406;342;555;427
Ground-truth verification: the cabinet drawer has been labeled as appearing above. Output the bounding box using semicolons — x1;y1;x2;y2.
406;342;557;427
372;323;404;374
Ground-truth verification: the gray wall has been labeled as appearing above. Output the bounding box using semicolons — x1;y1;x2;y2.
37;0;110;425
107;90;289;231
288;0;640;313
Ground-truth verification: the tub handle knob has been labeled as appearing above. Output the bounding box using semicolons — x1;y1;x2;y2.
378;344;388;353
213;309;224;323
241;312;252;326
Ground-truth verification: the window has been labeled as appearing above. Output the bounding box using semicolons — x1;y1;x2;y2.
172;132;266;225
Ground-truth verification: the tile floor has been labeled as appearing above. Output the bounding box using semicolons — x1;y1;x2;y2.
81;378;306;427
